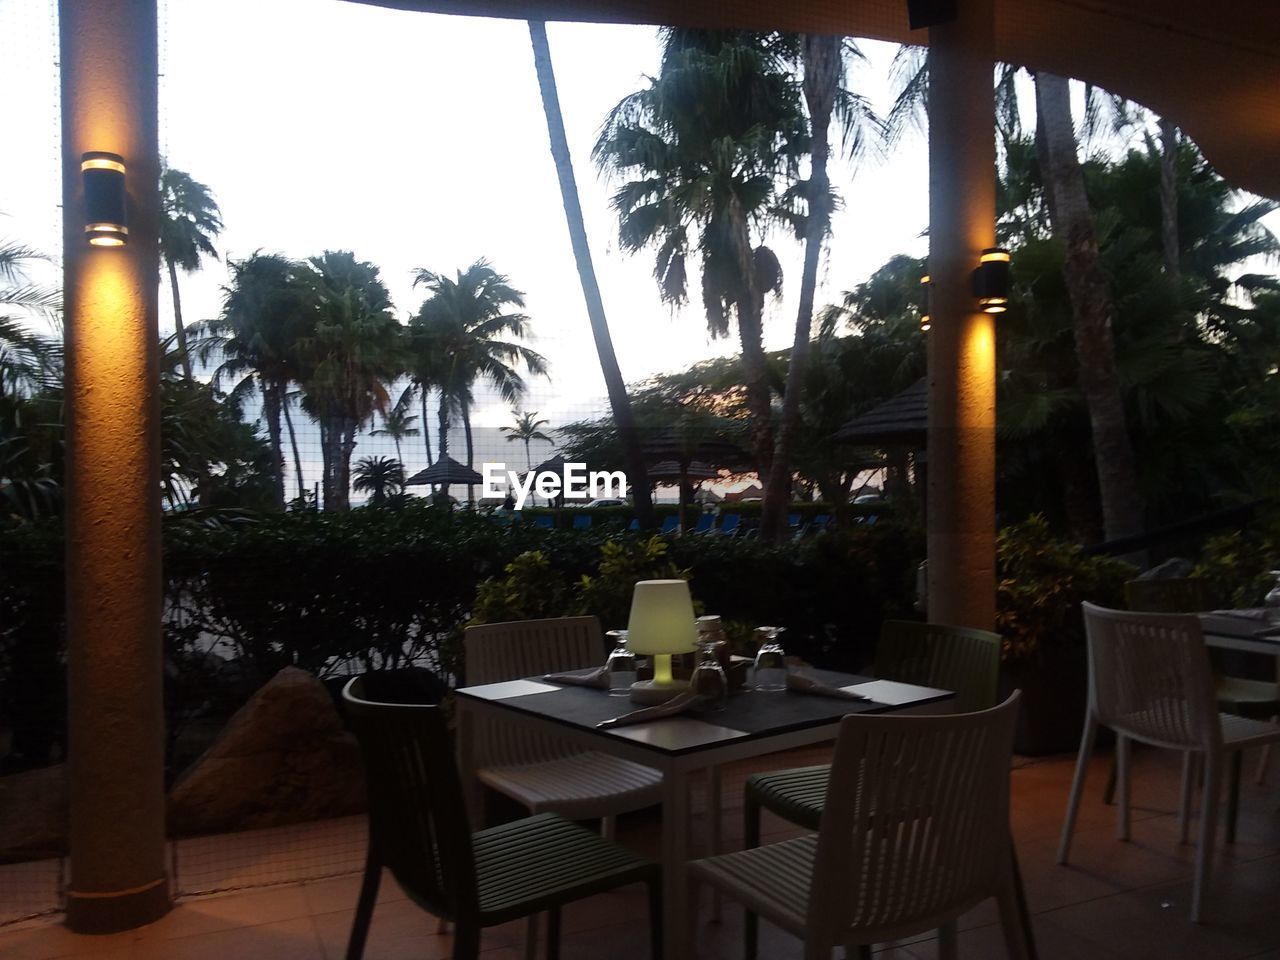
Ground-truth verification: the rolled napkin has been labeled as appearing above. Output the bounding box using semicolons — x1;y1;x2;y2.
786;672;870;701
597;689;704;728
543;664;610;690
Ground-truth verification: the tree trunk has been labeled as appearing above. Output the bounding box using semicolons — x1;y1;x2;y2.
420;390;434;466
281;390;305;502
761;33;838;543
1158;116;1180;283
528;20;654;529
437;396;450;463
333;418;356;512
318;419;334;510
166;256;192;380
725;197;774;483
260;380;286;510
1035;71;1144;543
463;402;475;505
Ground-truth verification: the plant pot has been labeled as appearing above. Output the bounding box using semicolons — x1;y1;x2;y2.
1000;644;1088;756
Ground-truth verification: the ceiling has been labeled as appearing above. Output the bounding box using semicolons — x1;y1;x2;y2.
350;0;1280;201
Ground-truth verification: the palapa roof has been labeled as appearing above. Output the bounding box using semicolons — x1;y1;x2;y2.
833;379;928;447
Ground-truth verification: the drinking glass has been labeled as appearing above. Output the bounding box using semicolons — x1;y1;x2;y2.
690;642;728;711
605;629;636;696
1265;571;1280;626
752;626;788;692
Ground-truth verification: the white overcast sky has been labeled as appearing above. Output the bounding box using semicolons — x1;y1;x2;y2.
3;0;1277;482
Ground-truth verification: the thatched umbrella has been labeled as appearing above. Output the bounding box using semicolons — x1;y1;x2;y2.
404;455;484;493
640;423;748;533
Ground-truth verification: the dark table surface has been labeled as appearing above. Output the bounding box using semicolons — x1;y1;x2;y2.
456;667;955;757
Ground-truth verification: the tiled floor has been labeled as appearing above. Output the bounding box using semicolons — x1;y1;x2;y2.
2;746;1279;959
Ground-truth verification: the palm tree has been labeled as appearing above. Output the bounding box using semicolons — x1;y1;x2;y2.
594;30;805;483
528;20;654;527
1;240;61;400
1034;71;1144;543
501;409;553;470
410;260;548;503
160;166;223;379
371;398;420;465
298;251;404;511
352;455;405;506
205;252;312;508
761;35;882;541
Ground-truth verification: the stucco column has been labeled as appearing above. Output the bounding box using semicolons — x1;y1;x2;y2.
60;0;170;933
926;0;998;629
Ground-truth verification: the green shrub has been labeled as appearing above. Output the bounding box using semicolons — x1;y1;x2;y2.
1193;519;1280;608
996;515;1134;662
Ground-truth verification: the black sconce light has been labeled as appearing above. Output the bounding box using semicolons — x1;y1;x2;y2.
81;152;127;247
972;247;1010;313
919;274;931;332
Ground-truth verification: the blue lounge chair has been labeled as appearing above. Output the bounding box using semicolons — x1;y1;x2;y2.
811;514;830;534
787;513;802;530
718;513;741;536
692;513;715;534
629;518;640;531
533;514;554;529
659;515;679;535
573;513;592;530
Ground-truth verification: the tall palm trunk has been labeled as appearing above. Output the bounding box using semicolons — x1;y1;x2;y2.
1158;117;1180;282
726;197;774;481
165;256;193;379
529;20;654;529
281;389;305;501
318;419;334;509
524;437;532;471
335;418;357;511
462;402;476;505
1035;71;1144;543
420;391;434;466
260;380;287;510
761;33;839;542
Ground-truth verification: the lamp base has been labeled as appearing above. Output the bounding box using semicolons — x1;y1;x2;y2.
629;678;689;706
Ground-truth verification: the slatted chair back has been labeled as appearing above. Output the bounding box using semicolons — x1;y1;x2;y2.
876;620;1002;713
808;693;1021;944
1124;577;1211;613
342;677;478;919
1081;602;1220;751
465;616;604;767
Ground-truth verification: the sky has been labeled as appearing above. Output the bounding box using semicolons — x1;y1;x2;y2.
3;0;1277;498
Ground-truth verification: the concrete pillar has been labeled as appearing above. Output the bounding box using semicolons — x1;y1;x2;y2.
60;0;169;933
926;0;998;629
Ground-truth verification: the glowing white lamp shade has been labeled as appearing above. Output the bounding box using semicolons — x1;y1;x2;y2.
626;579;698;704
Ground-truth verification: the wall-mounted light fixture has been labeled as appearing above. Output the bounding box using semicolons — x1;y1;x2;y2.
972;247;1010;313
919;274;932;332
81;152;128;247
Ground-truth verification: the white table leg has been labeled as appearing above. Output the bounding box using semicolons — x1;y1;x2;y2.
662;766;690;960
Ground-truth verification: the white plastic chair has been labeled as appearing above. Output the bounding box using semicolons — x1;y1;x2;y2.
1058;603;1280;922
689;693;1028;960
464;616;663;831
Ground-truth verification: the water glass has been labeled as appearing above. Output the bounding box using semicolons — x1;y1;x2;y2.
1265;571;1280;626
690;643;728;711
752;626;788;692
606;629;636;696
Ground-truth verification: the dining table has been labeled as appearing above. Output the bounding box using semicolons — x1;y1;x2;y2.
454;667;954;960
1200;608;1280;657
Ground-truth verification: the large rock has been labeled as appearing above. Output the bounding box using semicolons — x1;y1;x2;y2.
0;763;67;861
168;667;365;836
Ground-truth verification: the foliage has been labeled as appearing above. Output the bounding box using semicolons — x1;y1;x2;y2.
575;537;692;628
995;515;1134;662
1192;514;1280;608
470;551;572;625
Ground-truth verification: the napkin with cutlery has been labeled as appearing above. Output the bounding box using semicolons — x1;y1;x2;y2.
543;664;610;690
785;672;871;701
597;690;704;728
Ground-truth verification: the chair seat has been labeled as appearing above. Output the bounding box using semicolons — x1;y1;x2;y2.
1220;713;1280;749
689;835;817;935
474;812;655;923
477;751;663;820
1217;676;1280;715
744;765;829;831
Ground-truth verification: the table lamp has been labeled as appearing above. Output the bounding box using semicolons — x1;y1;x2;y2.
626;579;699;704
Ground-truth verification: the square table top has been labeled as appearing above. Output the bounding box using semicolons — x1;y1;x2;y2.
1200;609;1280;643
456;667;954;757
